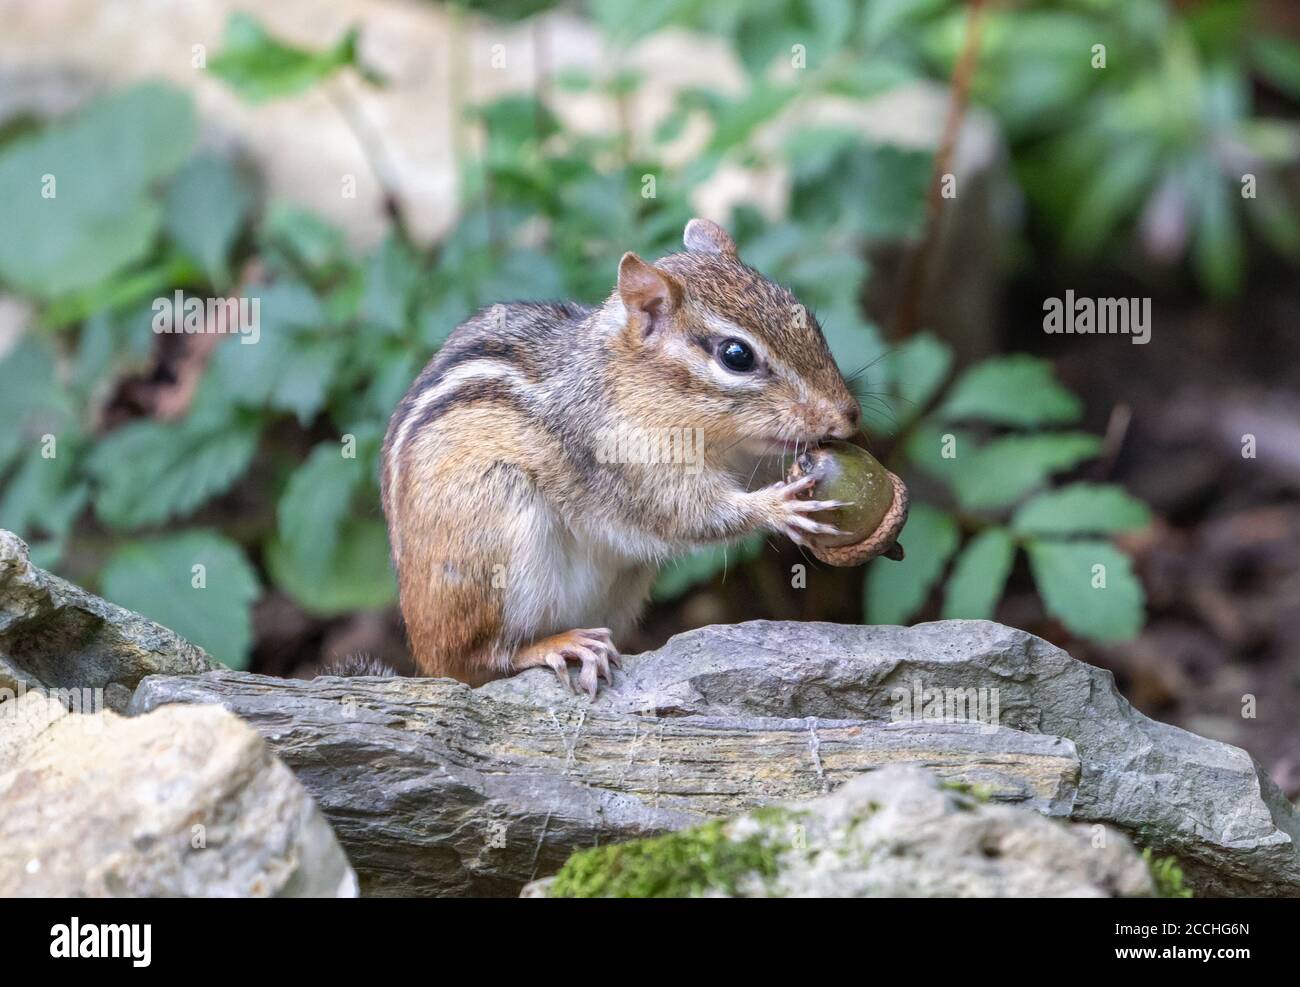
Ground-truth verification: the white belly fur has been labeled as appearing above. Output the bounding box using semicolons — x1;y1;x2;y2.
500;496;652;643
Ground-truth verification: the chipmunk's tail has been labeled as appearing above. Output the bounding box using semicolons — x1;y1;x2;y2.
316;653;399;678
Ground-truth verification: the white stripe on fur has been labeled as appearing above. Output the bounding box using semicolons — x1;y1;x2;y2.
386;360;527;559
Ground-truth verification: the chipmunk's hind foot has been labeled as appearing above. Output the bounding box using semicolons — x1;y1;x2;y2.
511;628;621;699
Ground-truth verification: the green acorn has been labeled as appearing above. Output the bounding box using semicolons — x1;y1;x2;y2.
788;441;908;565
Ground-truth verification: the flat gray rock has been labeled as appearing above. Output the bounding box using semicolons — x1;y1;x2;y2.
130;669;1077;896
568;620;1300;897
132;619;1300;897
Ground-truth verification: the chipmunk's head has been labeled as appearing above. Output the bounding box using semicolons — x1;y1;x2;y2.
612;218;860;457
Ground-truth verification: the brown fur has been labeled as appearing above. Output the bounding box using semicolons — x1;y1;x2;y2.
381;220;860;690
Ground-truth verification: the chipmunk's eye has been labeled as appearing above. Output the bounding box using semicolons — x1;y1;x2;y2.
717;338;756;373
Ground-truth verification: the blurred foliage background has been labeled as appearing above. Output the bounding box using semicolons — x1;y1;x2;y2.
2;0;1299;788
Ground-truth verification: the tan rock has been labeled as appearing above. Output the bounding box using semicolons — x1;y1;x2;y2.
0;696;356;897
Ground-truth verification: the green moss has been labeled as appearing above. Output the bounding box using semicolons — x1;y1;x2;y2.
548;819;782;898
1142;849;1193;898
749;805;803;827
940;779;995;803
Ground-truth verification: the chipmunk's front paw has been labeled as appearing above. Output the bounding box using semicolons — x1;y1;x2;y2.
511;628;621;699
752;475;852;546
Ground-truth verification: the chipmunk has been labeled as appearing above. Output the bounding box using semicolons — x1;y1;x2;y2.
380;218;861;697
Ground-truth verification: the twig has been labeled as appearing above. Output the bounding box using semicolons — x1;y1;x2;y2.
1093;403;1133;480
532;15;551;144
448;4;468;194
892;0;989;340
326;80;414;244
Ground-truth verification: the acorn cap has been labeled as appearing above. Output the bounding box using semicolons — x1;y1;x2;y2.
807;469;909;568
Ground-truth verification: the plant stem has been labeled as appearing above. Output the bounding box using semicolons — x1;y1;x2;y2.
892;0;989;340
327;80;413;244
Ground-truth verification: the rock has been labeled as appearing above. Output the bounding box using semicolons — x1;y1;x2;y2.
129;669;1077;896
581;620;1300;897
0;690;356;897
0;530;213;711
131;620;1300;897
525;765;1157;898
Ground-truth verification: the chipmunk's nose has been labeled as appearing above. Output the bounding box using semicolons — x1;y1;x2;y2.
828;401;860;439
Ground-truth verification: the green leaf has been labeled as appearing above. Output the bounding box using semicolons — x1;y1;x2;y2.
951;433;1101;511
88;416;260;530
477;94;560;154
364;345;422;419
900;422;975;485
821;313;886;396
266;518;396;616
706;83;798;151
1062;140;1160;257
810;0;855;51
207;280;331;416
1025;539;1145;643
1192;169;1242;298
889;332;953;423
71;306;157;397
163;154;253;287
865;504;959;624
862;0;948;46
786;135;931;237
277;442;367;575
271;337;345;425
259;204;349;276
361;235;421;335
0;83;196;297
1243;183;1300;260
0;447;89;569
941;527;1015;620
419;290;473;348
786;251;869;310
0;338;77;471
653;535;763;601
474;248;568;305
40;253;201;332
100;531;260;668
208;13;366;102
937;355;1082;426
1252;36;1300;103
1012;483;1152;536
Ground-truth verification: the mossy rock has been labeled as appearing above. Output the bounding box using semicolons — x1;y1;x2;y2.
548;815;790;898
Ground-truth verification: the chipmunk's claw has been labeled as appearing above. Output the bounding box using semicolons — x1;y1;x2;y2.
558;629;621;697
754;475;851;546
513;628;620;696
544;653;574;692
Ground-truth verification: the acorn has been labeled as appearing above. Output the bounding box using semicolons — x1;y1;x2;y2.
786;441;909;567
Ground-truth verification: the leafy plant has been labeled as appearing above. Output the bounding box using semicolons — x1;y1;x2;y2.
100;531;260;666
0;6;1163;669
1142;848;1194;898
627;0;1300;295
865;335;1149;642
1021;20;1300;296
207;13;379;101
0;84;198;301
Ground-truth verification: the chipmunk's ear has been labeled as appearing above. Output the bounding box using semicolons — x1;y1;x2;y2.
683;217;738;258
618;252;682;339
